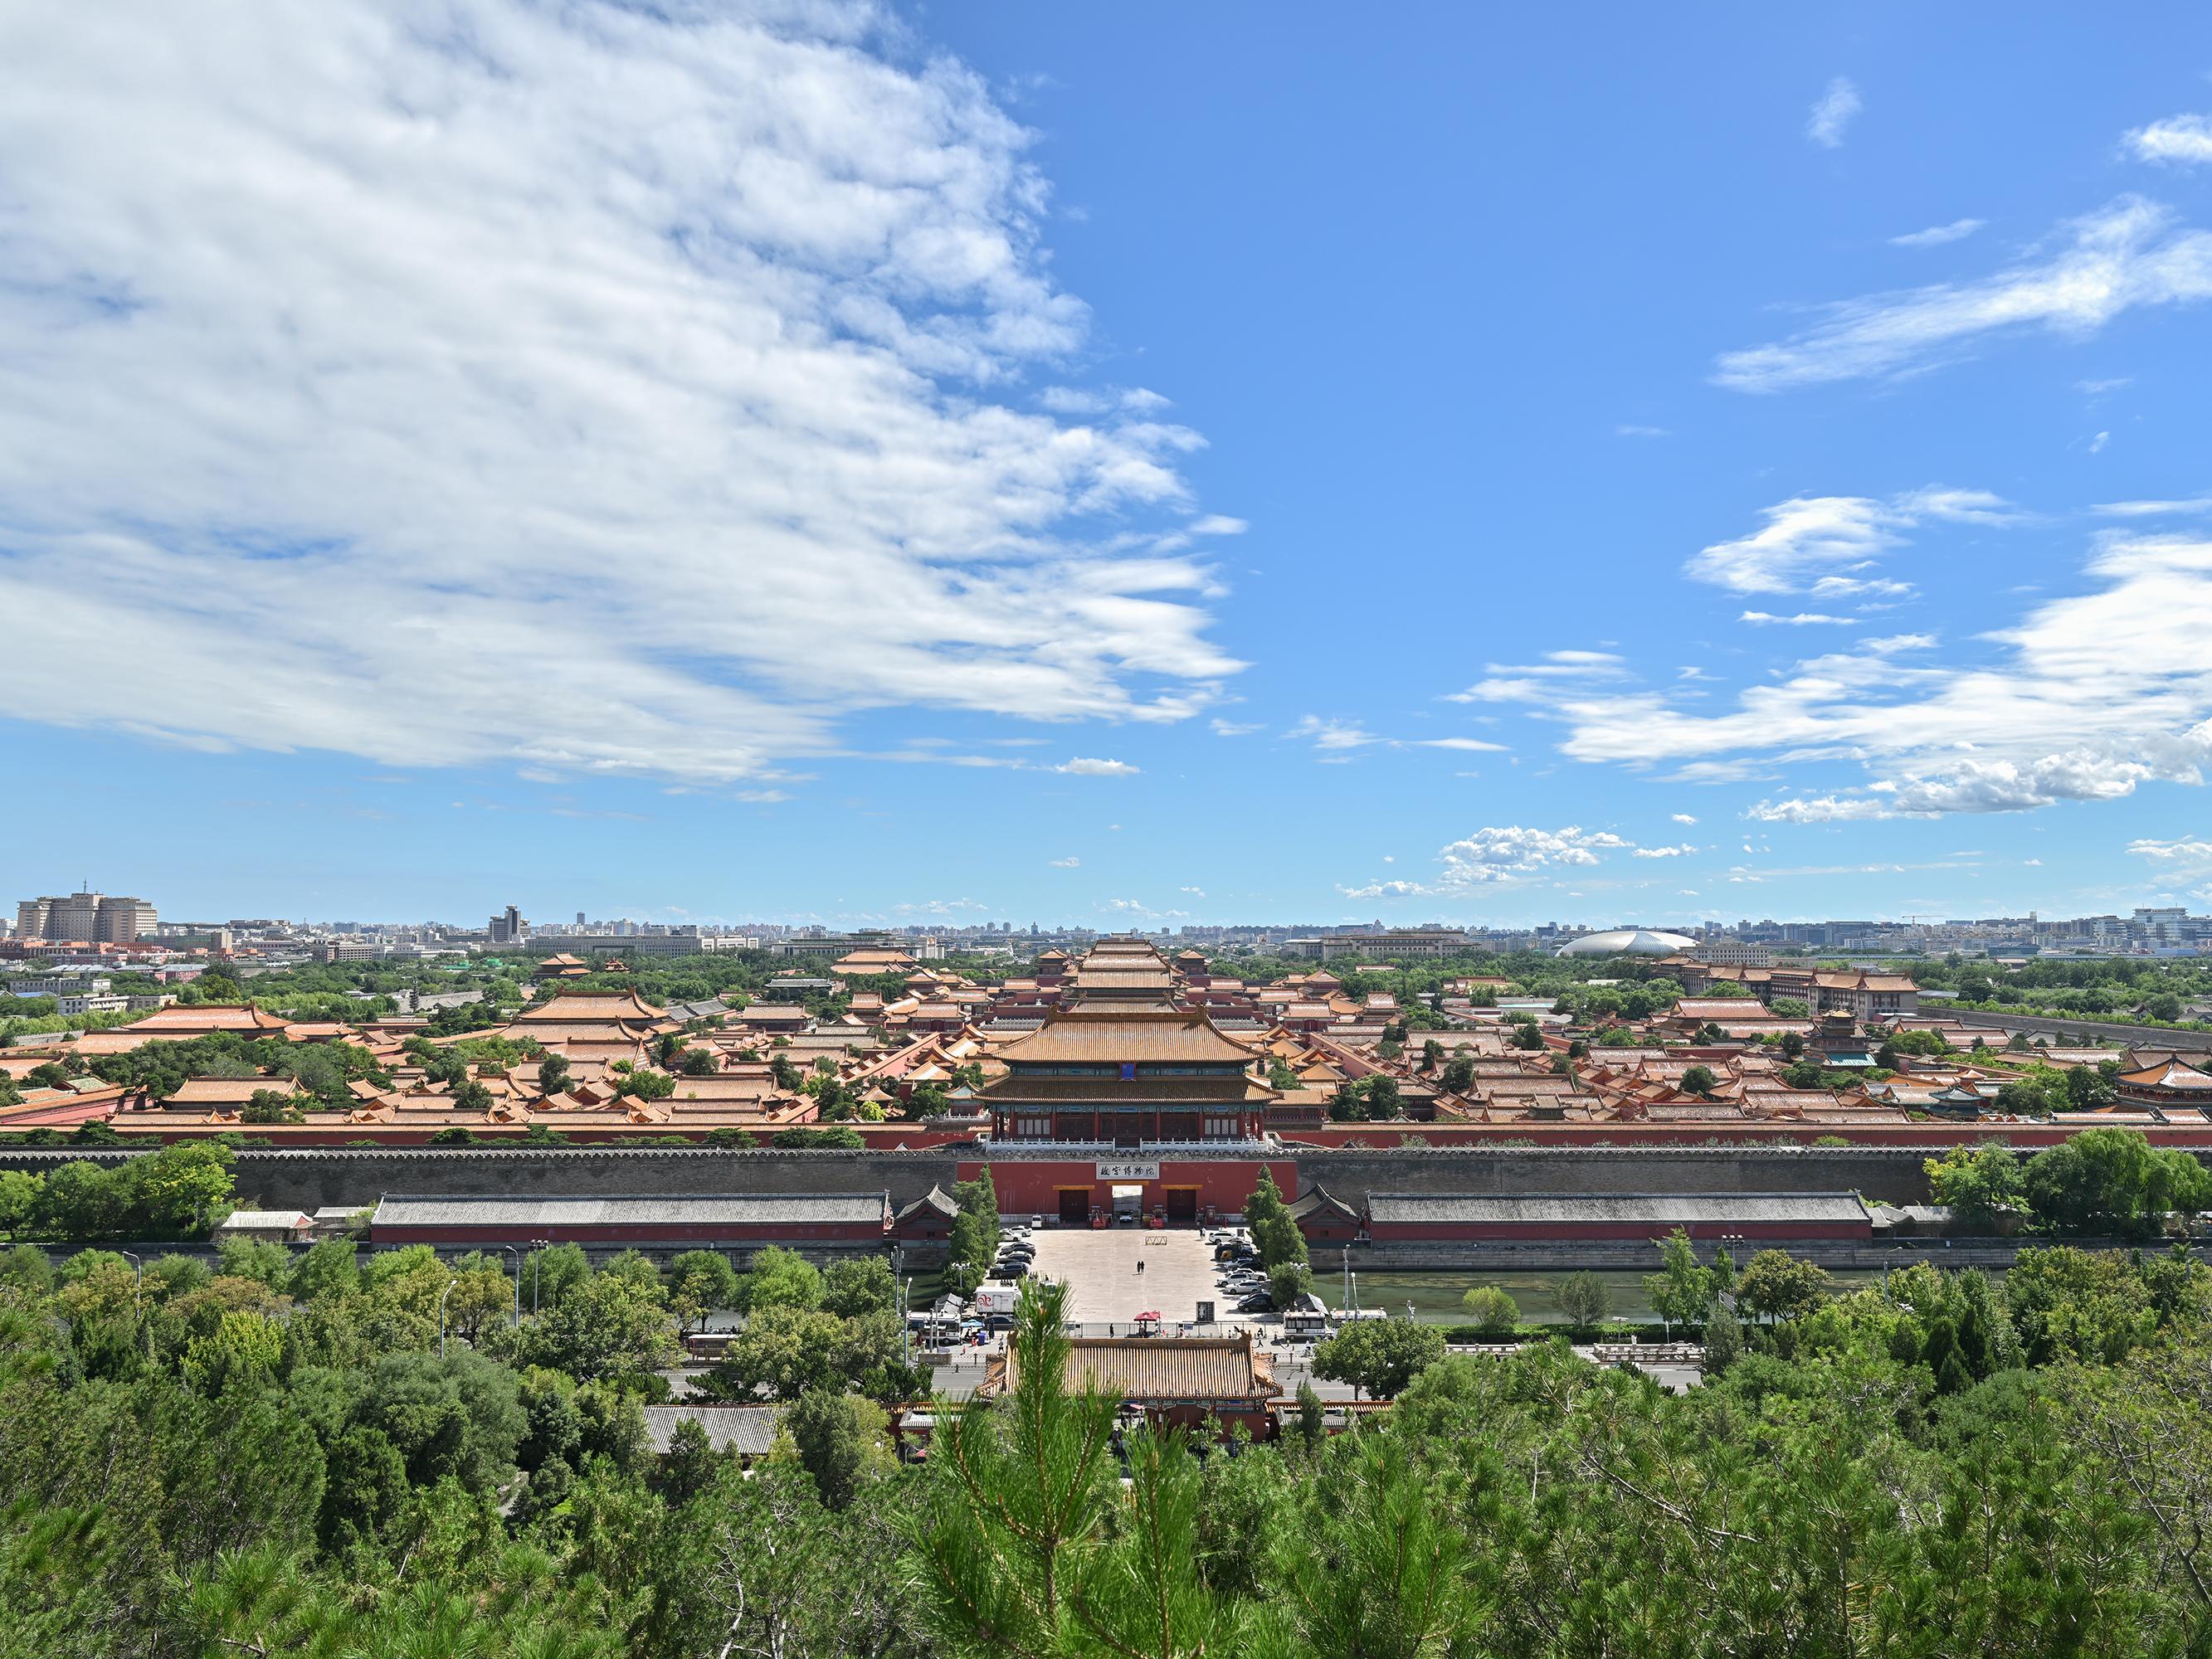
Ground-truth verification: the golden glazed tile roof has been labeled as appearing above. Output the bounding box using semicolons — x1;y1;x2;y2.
513;990;668;1024
997;1005;1258;1065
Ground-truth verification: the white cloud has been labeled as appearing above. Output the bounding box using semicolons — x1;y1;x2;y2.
1688;488;2015;596
2127;114;2212;166
2097;498;2212;517
1740;611;1855;626
1288;716;1380;751
1048;856;1080;868
1210;718;1263;737
1807;77;1863;148
1891;218;1985;248
1040;384;1174;417
1439;825;1629;884
1616;424;1670;438
2131;836;2212;866
1341;824;1633;898
2089;431;2111;454
1099;897;1185;919
1714;197;2212;392
1179;885;1206;898
1057;757;1140;776
1445;650;1627;703
1560;534;2212;818
1188;514;1248;536
0;0;1243;783
1337;879;1434;900
1287;716;1503;757
1633;844;1698;859
1671;813;1698;825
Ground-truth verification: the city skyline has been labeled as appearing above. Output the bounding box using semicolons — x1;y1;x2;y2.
13;875;2212;951
7;4;2212;922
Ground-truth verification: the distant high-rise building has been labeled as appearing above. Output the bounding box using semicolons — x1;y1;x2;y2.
54;891;103;942
12;889;154;943
576;911;586;927
488;904;525;945
94;896;156;941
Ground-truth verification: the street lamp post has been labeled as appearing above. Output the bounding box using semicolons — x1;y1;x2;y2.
529;1237;550;1314
438;1276;458;1359
499;1245;523;1328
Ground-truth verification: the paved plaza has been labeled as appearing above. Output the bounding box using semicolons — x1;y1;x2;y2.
1023;1225;1248;1331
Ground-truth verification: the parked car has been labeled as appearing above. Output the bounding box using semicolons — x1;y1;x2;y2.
1235;1292;1275;1313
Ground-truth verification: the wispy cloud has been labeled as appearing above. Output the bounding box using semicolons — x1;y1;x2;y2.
1890;217;1985;248
1739;611;1855;626
1714;197;2212;392
1287;716;1381;752
1557;537;2212;819
1342;825;1639;898
1807;77;1863;148
1056;757;1141;776
1615;423;1670;438
1342;825;1635;899
1633;844;1699;859
1688;488;2015;596
2126;114;2212;166
1445;650;1627;703
2095;497;2212;518
1048;856;1080;868
1286;716;1503;757
0;0;1244;783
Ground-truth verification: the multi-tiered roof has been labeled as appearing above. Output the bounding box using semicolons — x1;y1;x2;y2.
981;938;1274;1146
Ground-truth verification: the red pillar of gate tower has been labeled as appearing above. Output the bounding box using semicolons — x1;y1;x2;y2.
957;1157;1298;1224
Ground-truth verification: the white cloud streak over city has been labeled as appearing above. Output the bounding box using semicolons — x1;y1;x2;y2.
1806;77;1862;149
1686;488;2015;596
1714;197;2212;392
1557;536;2212;817
2126;114;2212;166
0;0;1241;781
1342;825;1634;896
1890;218;1985;248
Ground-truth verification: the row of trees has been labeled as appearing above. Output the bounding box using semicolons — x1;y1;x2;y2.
6;1219;2212;1653
0;1141;236;1240
1926;1127;2212;1235
915;1258;2212;1657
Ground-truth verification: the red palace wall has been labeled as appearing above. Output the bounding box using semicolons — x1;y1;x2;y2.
958;1158;1298;1219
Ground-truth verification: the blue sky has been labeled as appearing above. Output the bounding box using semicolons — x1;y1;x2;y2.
7;1;2212;929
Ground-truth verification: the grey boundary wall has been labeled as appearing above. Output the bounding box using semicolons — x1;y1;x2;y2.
1950;1009;2212;1052
0;1142;1944;1210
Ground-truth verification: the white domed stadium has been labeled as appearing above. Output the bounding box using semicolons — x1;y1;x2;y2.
1555;928;1696;958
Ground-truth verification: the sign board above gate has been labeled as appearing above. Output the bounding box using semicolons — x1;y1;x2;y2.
1095;1160;1159;1181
